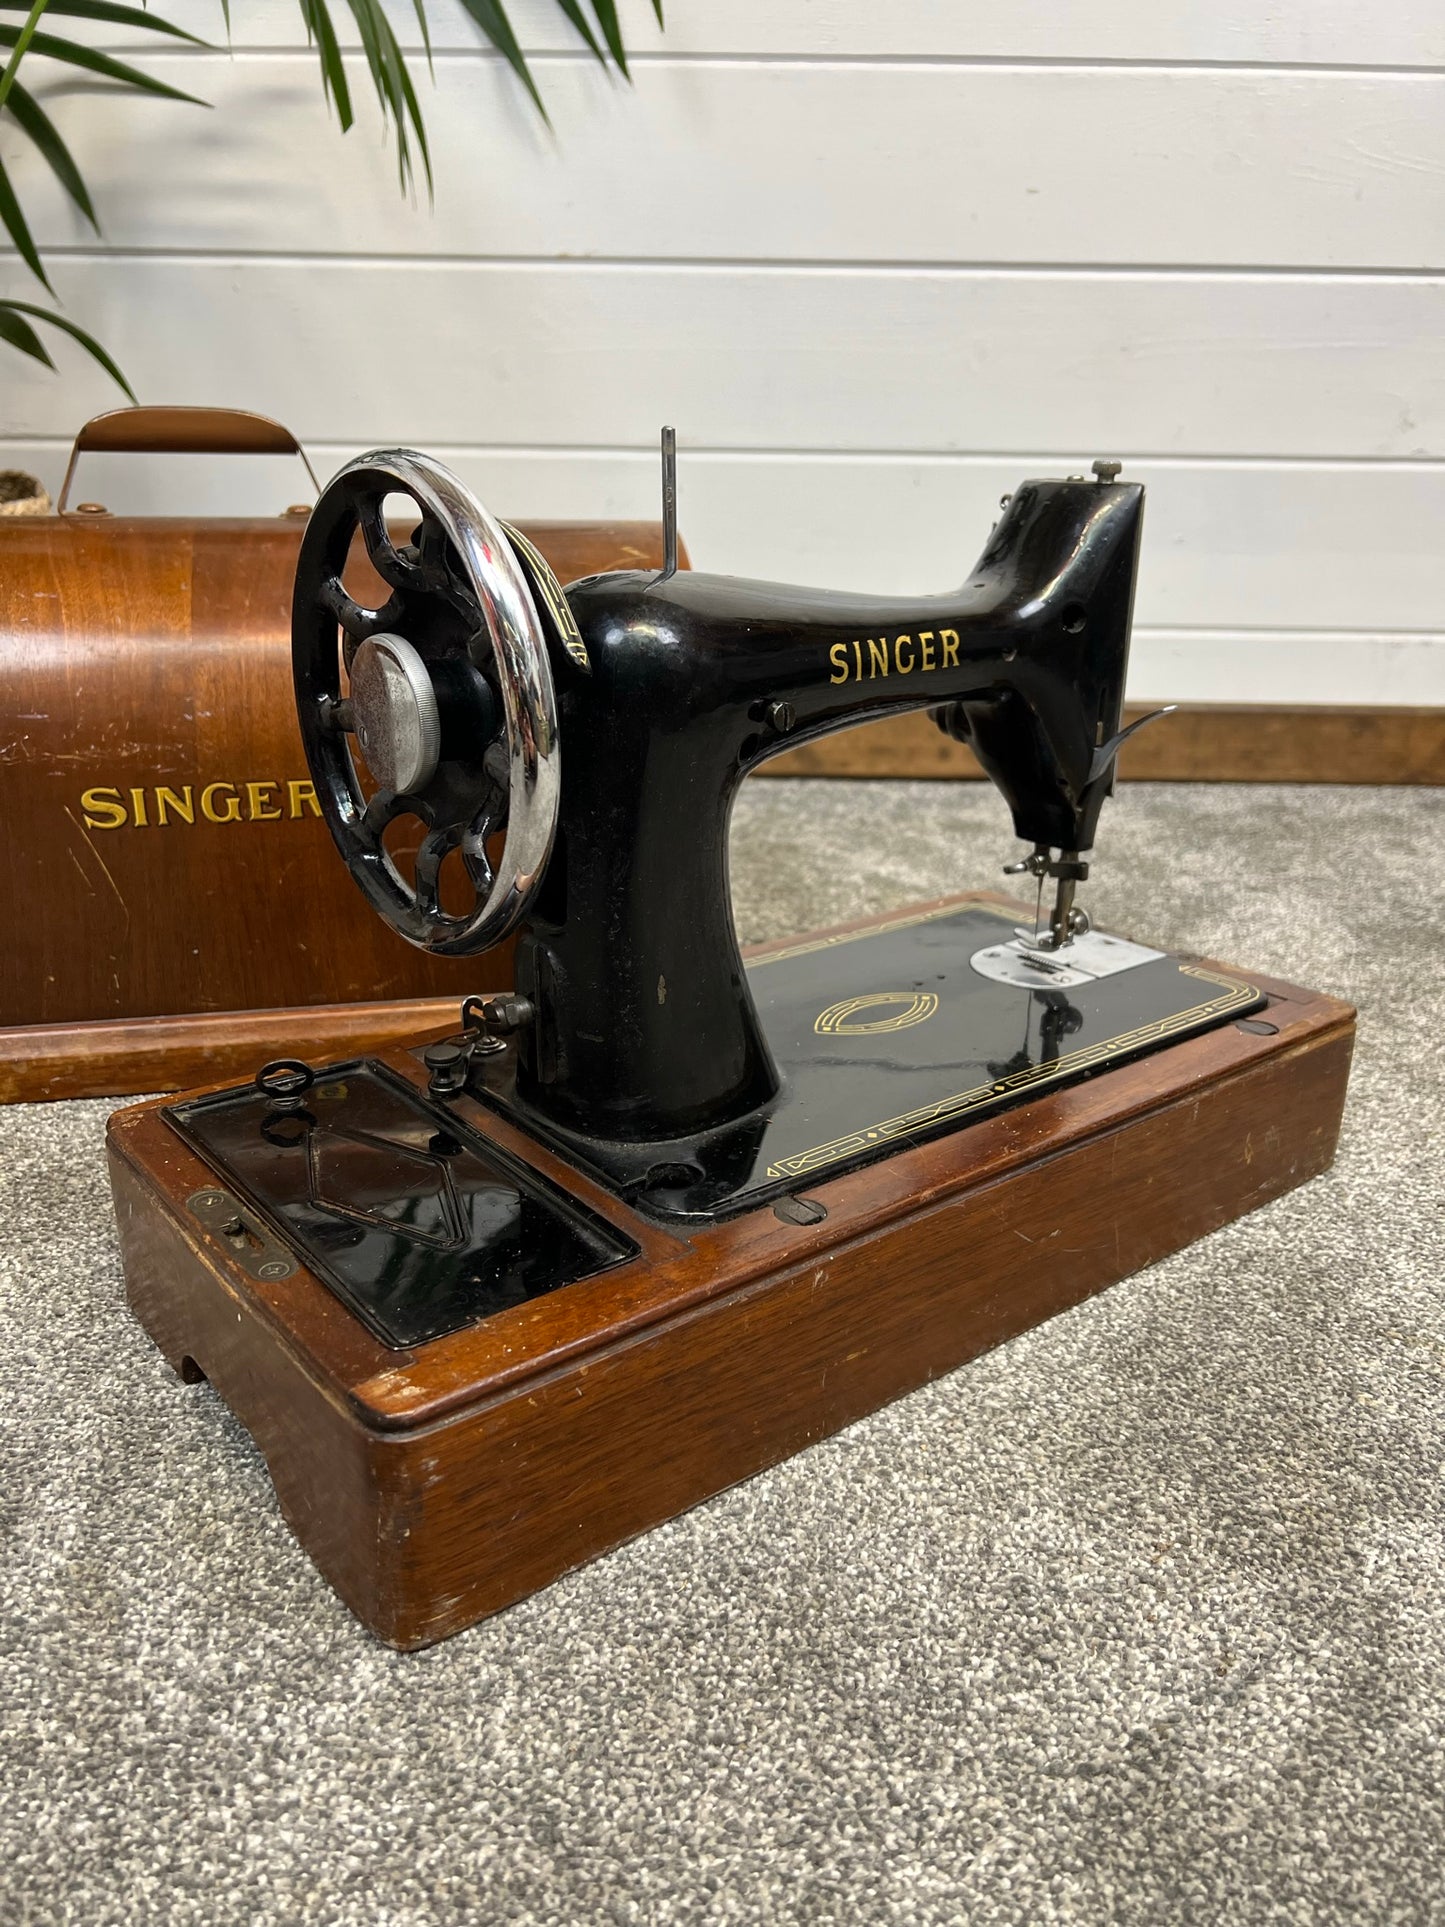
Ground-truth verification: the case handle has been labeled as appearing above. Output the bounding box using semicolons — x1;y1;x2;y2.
57;405;322;514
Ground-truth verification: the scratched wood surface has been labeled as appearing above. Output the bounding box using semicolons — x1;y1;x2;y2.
108;892;1355;1646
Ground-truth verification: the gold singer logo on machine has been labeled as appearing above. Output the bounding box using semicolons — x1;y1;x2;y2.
828;631;961;684
814;991;940;1036
78;779;322;830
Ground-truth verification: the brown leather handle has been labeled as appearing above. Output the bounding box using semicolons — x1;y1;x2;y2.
58;406;321;513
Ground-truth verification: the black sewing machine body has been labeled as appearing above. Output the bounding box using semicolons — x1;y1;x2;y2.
164;450;1259;1346
113;442;1351;1647
521;475;1144;1142
289;461;1149;1140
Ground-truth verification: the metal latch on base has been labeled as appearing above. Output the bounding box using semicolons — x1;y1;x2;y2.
185;1188;296;1282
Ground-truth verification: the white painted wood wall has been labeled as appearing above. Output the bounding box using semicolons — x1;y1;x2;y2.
2;0;1442;705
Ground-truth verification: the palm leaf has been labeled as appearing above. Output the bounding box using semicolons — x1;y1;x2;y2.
407;0;431;77
453;0;548;122
0;0;207;43
0;0;47;120
344;0;431;193
0;153;50;287
589;0;628;77
0;297;136;398
0;0;666;391
550;0;603;62
297;0;354;131
390;32;432;193
6;79;96;227
0;27;207;102
0;298;52;365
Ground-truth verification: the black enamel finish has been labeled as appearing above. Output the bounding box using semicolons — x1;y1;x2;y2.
163;909;1260;1348
514;476;1145;1142
472;905;1264;1222
164;1063;637;1349
292;463;1145;1148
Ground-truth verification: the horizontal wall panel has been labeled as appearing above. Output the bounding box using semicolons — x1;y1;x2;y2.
94;0;1445;68
4;439;1442;652
5;260;1443;461
8;60;1444;269
1124;632;1445;705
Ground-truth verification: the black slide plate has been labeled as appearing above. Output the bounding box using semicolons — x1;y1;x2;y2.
165;1061;637;1349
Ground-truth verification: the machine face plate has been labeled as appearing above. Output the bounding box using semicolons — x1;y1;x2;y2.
165;1063;637;1348
475;904;1265;1220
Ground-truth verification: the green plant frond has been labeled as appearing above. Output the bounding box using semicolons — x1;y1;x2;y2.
408;0;431;78
391;33;432;195
651;1;663;24
298;0;354;131
454;0;548;123
5;79;97;227
0;154;52;289
0;27;208;102
345;0;403;174
0;295;136;397
0;0;51;119
550;0;603;63
0;297;53;366
0;0;209;46
344;0;433;195
588;0;627;77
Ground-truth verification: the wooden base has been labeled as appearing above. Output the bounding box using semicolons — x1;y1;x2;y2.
106;901;1354;1648
1;993;464;1104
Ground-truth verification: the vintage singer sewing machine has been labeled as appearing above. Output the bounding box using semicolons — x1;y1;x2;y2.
108;439;1354;1647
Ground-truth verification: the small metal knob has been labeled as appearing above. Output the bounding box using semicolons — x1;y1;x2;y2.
423;1040;470;1095
1092;459;1123;483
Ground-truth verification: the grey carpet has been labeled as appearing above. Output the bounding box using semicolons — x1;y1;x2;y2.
2;780;1442;1927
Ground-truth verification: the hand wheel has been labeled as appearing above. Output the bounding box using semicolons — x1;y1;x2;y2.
292;448;562;956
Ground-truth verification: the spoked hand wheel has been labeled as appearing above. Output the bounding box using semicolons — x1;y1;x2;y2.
293;449;563;956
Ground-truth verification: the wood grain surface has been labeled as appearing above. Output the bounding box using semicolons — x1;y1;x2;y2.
0;994;462;1104
1;514;680;1100
108;893;1355;1648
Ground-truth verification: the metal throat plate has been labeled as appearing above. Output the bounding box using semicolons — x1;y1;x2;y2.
472;902;1265;1220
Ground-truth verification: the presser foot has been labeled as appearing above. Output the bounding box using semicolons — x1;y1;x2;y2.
1001;845;1092;950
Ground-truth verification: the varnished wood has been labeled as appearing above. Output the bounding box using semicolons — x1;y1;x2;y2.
107;892;1355;1648
0;993;463;1103
0;513;683;1101
763;702;1445;784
